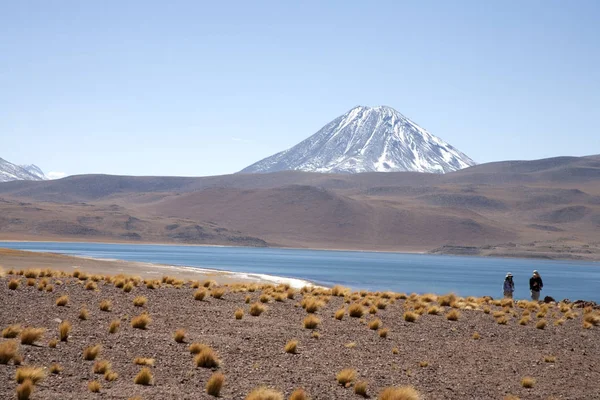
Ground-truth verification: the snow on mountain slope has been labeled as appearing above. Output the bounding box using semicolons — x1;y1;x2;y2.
241;106;475;174
0;158;47;182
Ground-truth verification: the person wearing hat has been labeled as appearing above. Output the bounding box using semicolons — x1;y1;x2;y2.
529;270;543;301
503;272;515;298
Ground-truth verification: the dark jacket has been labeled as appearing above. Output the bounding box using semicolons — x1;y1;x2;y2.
529;276;543;291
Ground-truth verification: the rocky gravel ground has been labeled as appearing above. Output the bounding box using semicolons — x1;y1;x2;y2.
1;270;599;400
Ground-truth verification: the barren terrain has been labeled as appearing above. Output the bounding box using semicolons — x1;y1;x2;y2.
1;265;599;399
0;155;599;259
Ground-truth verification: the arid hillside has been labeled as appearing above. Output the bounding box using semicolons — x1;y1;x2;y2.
0;155;599;258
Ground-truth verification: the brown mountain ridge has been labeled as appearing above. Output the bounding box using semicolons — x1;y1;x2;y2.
0;155;599;259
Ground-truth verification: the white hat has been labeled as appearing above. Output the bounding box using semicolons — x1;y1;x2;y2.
533;270;539;274
506;272;513;277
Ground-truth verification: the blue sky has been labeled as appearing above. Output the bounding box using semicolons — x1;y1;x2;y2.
1;0;599;178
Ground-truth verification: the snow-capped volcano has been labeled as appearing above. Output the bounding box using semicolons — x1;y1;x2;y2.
241;106;475;174
0;158;47;182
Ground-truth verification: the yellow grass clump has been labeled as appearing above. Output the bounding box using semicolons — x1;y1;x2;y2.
446;309;460;321
521;376;536;388
285;339;298;354
403;311;418;322
211;287;226;299
331;285;349;296
379;328;389;338
250;302;266;316
2;324;22;338
536;319;547;330
93;360;111;374
50;364;62;374
194;346;220;368
334;308;346;320
8;279;20;290
26;278;36;287
235;308;244;319
79;307;89;320
133;296;147;307
194;289;207;301
174;329;186;343
336;368;357;387
16;366;46;384
260;294;270;303
290;388;309;400
348;303;365;318
20;328;45;345
206;372;225;396
189;343;207;355
85;281;97;291
544;355;556;363
245;386;283;400
99;300;112;312
518;316;530;325
303;315;320;329
0;340;19;364
378;386;421;400
134;357;155;366
426;305;441;315
583;312;600;326
57;321;71;342
109;320;121;334
369;318;382;330
472;332;481;340
438;293;457;307
105;370;118;381
56;295;69;306
16;379;33;400
131;313;151;329
134;367;153;385
123;282;134;292
496;316;508;325
392;347;399;354
354;381;368;397
83;344;102;360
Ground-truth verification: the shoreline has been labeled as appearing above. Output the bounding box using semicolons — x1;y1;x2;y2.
0;248;321;289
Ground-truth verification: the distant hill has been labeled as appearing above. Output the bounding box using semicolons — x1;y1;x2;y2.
241;106;475;174
0;155;599;259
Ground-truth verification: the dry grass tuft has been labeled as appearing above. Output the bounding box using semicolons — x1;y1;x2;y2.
354;381;368;397
583;321;593;329
369;318;382;330
345;342;357;349
336;368;357;387
583;312;600;326
403;311;418;322
472;332;481;340
83;344;102;360
285;339;298;354
260;294;270;303
438;293;457;307
544;355;556;363
79;307;89;320
303;297;323;313
20;327;45;345
536;319;547;330
379;328;389;338
131;313;151;329
99;300;112;312
189;343;207;355
50;364;62;374
518;316;530;325
211;287;226;299
105;370;118;381
348;303;365;318
134;367;153;385
123;282;134;292
109;320;121;334
245;386;283;400
134;357;155;366
174;329;186;343
446;309;460;321
245;295;252;304
426;305;441;315
496;316;508;325
26;278;36;287
303;315;320;329
334;308;345;320
521;376;535;388
206;372;225;396
0;340;18;364
15;366;46;384
8;279;20;290
419;361;429;367
56;295;69;306
2;324;22;338
378;386;421;400
194;289;207;301
235;308;244;319
85;281;97;291
250;302;266;316
133;296;147;307
311;331;321;339
331;285;349;296
194;347;220;368
59;321;71;342
48;339;58;348
289;388;309;400
392;347;399;354
16;379;33;400
93;360;111;374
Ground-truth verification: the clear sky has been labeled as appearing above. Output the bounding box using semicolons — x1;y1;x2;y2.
1;0;599;178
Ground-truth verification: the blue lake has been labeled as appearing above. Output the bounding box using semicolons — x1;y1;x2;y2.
1;241;599;302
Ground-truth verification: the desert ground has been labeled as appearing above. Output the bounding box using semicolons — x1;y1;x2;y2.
0;155;599;260
1;259;599;400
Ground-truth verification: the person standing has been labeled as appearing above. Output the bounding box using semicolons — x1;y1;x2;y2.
529;270;543;301
503;272;515;298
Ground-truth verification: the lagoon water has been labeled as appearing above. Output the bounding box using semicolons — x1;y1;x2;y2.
2;241;599;302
